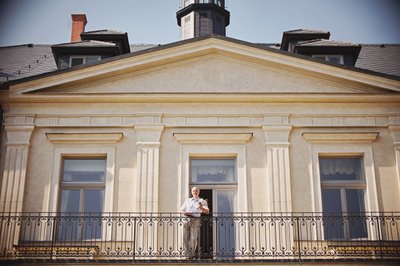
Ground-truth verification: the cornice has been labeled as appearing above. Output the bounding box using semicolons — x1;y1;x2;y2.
6;93;400;104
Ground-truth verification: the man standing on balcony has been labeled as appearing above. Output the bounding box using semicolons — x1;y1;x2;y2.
180;186;209;259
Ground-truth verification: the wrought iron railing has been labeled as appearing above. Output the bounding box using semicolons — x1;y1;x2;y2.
0;212;399;262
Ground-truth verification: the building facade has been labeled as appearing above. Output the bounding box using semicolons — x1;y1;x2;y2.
1;1;400;264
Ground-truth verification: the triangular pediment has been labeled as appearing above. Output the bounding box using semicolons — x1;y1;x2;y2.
9;37;400;99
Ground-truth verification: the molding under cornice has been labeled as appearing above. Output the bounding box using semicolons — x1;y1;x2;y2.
302;132;379;143
46;132;123;144
173;133;253;144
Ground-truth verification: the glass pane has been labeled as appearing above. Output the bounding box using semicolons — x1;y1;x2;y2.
86;56;100;64
346;189;367;238
62;159;106;182
84;189;104;213
322;189;344;240
82;190;104;239
328;57;341;64
319;158;362;181
216;191;235;257
57;190;80;241
191;159;236;183
59;189;80;213
70;57;83;66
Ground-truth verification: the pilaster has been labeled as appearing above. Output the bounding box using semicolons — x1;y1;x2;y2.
0;125;34;213
389;126;400;195
135;125;164;213
263;125;292;213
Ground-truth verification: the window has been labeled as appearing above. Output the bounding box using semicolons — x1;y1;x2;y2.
57;158;106;241
312;55;344;64
69;55;101;67
215;0;223;6
319;157;367;240
191;158;236;184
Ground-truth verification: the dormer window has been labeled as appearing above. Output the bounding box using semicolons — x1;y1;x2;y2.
312;55;344;65
69;55;101;67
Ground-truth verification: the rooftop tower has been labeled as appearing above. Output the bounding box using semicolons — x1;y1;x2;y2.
176;0;230;40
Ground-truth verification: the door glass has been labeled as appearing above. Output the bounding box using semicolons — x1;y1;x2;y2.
82;190;104;239
216;190;235;257
322;189;344;240
346;189;367;238
57;190;80;241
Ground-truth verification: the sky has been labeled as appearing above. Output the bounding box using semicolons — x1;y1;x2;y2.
0;0;400;47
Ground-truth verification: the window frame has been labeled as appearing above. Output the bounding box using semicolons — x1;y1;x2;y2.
310;147;379;240
312;54;344;64
48;147;116;215
59;157;107;212
69;55;101;67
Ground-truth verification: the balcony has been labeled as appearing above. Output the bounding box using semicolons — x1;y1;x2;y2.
0;212;399;263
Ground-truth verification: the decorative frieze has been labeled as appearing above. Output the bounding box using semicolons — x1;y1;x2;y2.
5;113;400;128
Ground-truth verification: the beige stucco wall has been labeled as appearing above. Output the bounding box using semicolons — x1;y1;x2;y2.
1;39;400;216
1;100;397;214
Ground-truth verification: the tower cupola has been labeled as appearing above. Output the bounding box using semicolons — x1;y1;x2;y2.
177;0;230;40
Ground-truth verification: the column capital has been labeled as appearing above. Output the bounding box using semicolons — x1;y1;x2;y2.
262;125;292;143
134;125;164;143
5;125;34;145
389;126;400;144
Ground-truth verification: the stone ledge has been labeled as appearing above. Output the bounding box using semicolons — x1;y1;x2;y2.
46;132;123;144
173;133;253;143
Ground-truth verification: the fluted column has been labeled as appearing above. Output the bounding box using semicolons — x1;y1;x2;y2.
135;125;164;213
263;126;293;213
0;125;34;213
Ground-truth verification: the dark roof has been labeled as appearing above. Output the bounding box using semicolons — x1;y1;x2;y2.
0;44;57;83
296;39;360;47
280;29;331;51
81;29;127;35
51;40;117;48
0;43;155;84
283;29;330;35
355;44;400;77
80;30;131;54
1;36;399;86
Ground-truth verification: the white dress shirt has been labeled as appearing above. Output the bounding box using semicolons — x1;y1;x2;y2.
180;197;208;217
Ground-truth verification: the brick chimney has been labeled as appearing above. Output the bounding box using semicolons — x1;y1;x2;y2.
70;14;87;42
